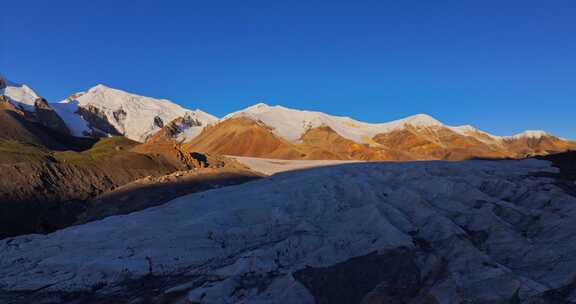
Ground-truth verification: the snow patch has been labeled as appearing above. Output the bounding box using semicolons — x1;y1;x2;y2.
507;130;550;139
51;101;92;137
230;156;362;175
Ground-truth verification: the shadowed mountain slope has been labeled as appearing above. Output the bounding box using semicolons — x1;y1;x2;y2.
0;137;178;238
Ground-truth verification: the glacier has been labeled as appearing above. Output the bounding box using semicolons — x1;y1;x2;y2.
1;158;576;303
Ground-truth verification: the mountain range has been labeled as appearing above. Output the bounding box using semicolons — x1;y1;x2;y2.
1;74;574;162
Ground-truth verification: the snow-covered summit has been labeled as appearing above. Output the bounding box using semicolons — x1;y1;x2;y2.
397;113;442;127
223;103;571;147
242;102;272;112
225;103;376;142
68;84;190;115
225;103;473;143
508;130;550;140
0;75;41;112
57;84;217;141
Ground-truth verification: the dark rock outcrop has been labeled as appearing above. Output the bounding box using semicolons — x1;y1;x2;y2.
153;115;164;128
34;98;71;135
76;104;122;136
112;107;127;127
151;114;203;140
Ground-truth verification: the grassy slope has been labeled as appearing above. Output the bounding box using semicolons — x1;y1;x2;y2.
0;137;178;238
54;137;139;165
0;136;154;166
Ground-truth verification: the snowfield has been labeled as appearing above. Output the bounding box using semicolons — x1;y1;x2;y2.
2;158;576;303
230;156;362;175
50;101;92;137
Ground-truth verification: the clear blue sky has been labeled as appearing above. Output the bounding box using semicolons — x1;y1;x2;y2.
1;1;575;138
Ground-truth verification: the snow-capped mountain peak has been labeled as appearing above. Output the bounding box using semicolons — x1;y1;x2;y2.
2;74;572;154
0;75;41;112
89;83;110;91
451;124;477;134
450;125;503;141
508;130;550;139
244;102;271;111
225;102;575;148
224;103;453;143
54;84;217;141
397;113;443;127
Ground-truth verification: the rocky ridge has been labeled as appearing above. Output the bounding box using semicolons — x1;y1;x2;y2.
188;106;576;161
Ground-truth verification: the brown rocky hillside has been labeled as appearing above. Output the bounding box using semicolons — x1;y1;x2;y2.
186;116;576;161
185;117;305;159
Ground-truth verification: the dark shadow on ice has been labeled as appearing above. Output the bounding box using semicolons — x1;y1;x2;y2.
0;170;261;239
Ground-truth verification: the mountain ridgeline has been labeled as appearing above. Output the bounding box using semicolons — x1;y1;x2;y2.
186;104;576;161
2;74;574;162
